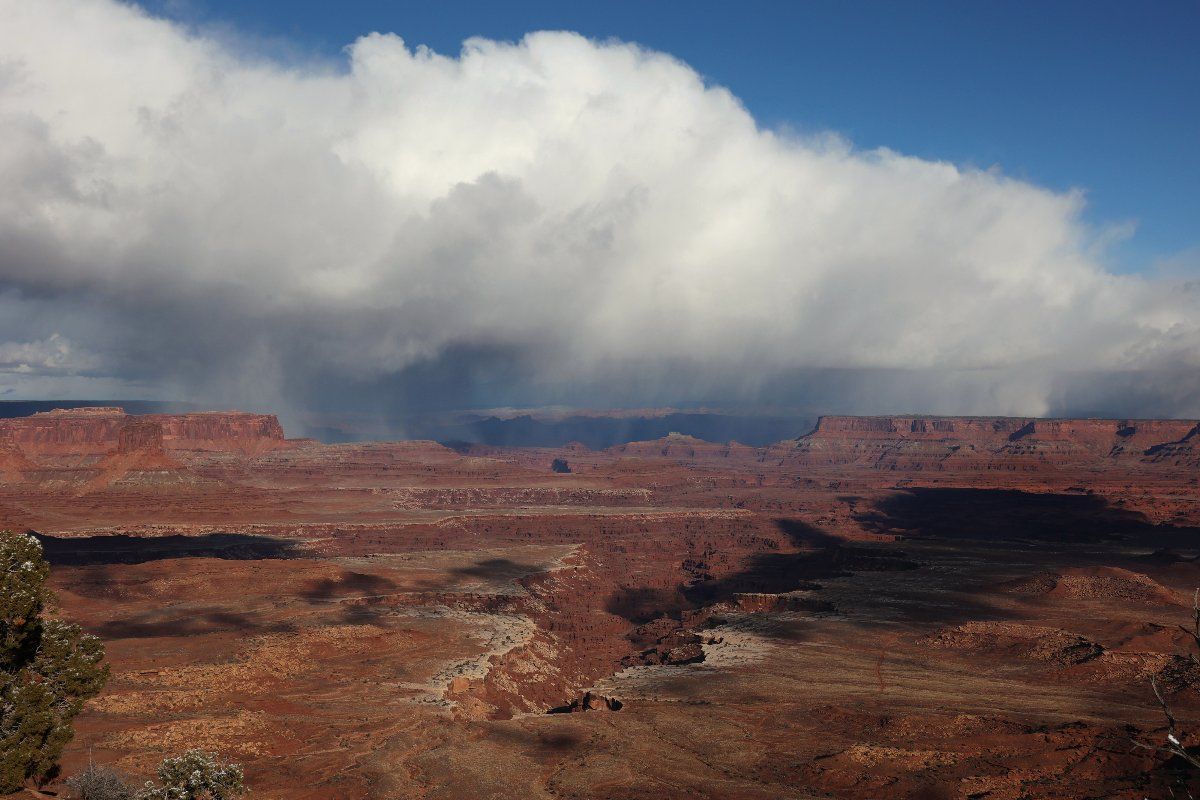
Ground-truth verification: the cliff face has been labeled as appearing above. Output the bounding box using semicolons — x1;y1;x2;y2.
117;419;166;454
787;415;1200;471
0;407;288;459
0;407;129;455
152;412;286;454
0;432;36;480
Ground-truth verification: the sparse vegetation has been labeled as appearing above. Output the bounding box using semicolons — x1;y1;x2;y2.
66;763;135;800
1131;587;1200;793
0;530;109;794
551;458;571;474
136;750;246;800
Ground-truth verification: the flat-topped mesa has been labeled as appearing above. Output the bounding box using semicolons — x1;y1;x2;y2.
808;416;1031;440
0;407;131;454
791;415;1200;470
34;406;126;416
607;433;757;461
149;412;287;453
0;407;289;458
808;415;1198;442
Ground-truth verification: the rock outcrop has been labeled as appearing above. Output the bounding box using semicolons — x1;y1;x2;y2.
607;432;758;461
117;419;167;454
0;431;35;482
156;412;287;454
0;407;289;459
0;407;130;455
784;415;1200;471
921;622;1105;666
547;691;623;713
78;419;182;492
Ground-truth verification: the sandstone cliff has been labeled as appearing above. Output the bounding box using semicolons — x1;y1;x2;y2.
0;407;288;459
0;431;35;481
785;415;1200;471
153;412;287;455
0;407;130;455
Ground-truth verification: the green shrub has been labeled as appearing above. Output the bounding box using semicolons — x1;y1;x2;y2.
0;530;109;793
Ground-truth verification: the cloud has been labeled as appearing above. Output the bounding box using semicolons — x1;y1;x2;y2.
0;0;1196;419
0;334;96;374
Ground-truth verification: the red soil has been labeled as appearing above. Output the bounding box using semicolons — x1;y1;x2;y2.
2;409;1199;798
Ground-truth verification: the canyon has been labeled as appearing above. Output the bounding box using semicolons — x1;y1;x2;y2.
2;407;1199;798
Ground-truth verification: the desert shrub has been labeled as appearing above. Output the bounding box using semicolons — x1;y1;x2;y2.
1131;588;1200;793
136;750;246;800
0;530;109;793
551;458;571;474
66;763;135;800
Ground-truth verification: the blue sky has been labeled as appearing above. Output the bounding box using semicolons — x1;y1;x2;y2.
149;0;1199;275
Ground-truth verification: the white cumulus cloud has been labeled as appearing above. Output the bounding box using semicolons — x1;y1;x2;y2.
0;0;1196;417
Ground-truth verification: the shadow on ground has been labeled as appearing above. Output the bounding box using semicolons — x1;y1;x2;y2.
451;558;548;581
857;488;1200;549
33;531;303;565
605;518;918;624
98;608;296;639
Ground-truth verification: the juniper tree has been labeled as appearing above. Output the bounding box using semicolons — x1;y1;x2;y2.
0;530;109;793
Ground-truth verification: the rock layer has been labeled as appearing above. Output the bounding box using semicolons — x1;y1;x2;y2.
785;414;1200;471
0;407;288;461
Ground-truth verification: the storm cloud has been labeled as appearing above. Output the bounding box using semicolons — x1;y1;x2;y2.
1;0;1197;421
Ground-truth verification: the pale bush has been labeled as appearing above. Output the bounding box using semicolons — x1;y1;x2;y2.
66;763;134;800
135;750;245;800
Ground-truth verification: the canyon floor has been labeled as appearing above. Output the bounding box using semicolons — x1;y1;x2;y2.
3;409;1200;798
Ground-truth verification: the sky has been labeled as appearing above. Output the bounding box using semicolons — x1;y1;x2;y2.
149;0;1200;272
0;0;1197;424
